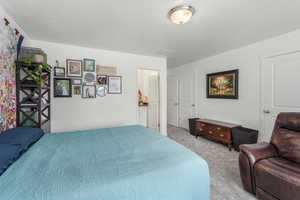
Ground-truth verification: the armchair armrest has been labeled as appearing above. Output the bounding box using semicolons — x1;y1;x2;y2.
240;142;278;167
239;142;278;194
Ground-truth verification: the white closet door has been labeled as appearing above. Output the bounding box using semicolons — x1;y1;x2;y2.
261;51;300;141
179;79;194;130
167;78;179;126
147;74;160;131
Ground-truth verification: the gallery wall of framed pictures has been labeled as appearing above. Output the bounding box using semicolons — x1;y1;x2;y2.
53;59;122;98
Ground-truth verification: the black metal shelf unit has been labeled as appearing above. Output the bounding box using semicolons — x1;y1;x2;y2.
16;61;51;132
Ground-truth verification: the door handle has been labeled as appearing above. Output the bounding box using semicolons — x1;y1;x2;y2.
263;110;270;114
192;104;195;107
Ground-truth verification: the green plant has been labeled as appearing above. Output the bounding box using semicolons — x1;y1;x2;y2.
17;55;52;85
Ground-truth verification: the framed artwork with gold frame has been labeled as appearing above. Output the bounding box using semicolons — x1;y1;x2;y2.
207;69;238;99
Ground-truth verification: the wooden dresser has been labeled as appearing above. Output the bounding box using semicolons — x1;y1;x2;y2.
195;119;241;150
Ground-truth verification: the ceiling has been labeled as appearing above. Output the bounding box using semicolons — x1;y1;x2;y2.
2;0;300;68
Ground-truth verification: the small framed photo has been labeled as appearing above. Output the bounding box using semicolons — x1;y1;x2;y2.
82;85;96;98
73;86;81;95
97;85;107;97
54;78;72;97
66;59;82;77
72;78;82;85
83;58;96;72
97;75;107;85
54;67;65;77
108;76;122;94
83;72;96;83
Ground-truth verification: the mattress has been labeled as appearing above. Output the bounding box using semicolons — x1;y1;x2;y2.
0;125;210;200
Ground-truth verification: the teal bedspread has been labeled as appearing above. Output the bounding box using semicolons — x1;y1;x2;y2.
0;125;210;200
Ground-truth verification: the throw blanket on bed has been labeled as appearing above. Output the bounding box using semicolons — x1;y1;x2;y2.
0;125;210;200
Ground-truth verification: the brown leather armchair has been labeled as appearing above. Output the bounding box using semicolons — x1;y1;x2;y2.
239;113;300;200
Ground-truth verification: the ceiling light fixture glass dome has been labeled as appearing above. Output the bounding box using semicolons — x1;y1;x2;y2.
168;5;195;24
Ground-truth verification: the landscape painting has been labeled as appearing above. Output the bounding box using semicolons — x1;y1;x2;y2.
207;69;238;99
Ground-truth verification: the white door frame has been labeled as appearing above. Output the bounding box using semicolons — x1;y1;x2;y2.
137;68;161;132
259;50;300;140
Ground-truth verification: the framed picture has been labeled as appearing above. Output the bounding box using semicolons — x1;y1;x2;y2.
83;58;96;72
82;85;96;98
54;78;72;97
207;69;238;99
96;65;117;75
108;76;122;94
54;67;65;77
72;78;82;85
73;86;81;95
66;59;82;77
83;72;96;83
96;85;107;97
97;75;107;85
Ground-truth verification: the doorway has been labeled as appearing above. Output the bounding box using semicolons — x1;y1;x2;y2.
137;69;160;132
261;51;300;141
167;76;195;130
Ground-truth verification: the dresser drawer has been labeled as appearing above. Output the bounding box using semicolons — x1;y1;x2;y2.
198;123;231;141
196;122;210;132
216;131;231;141
205;129;216;137
195;119;240;151
214;127;231;140
196;122;207;129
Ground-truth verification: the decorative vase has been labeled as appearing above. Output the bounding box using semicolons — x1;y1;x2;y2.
34;54;44;63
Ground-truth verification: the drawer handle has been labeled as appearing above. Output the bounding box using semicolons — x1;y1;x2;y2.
209;131;213;134
220;134;224;137
199;128;203;131
201;124;205;127
217;127;221;130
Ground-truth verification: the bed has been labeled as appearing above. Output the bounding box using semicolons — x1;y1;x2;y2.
0;125;210;200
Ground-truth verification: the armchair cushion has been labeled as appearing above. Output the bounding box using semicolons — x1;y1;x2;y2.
271;113;300;164
271;127;300;164
255;157;300;200
275;112;300;132
240;142;278;166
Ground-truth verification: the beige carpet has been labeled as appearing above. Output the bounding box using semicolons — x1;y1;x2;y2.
167;125;257;200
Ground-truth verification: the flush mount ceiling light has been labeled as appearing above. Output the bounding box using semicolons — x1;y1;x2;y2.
168;5;195;24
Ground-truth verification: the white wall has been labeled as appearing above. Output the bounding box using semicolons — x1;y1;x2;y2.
0;4;31;45
30;40;167;136
168;29;300;136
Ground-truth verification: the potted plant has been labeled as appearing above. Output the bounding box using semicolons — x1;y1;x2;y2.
17;54;52;85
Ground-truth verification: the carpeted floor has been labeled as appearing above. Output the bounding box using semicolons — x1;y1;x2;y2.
167;125;257;200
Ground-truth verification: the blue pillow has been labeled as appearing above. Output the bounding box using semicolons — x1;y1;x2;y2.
0;127;44;150
0;144;22;175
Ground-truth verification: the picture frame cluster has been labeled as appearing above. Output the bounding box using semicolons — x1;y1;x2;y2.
53;59;121;98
